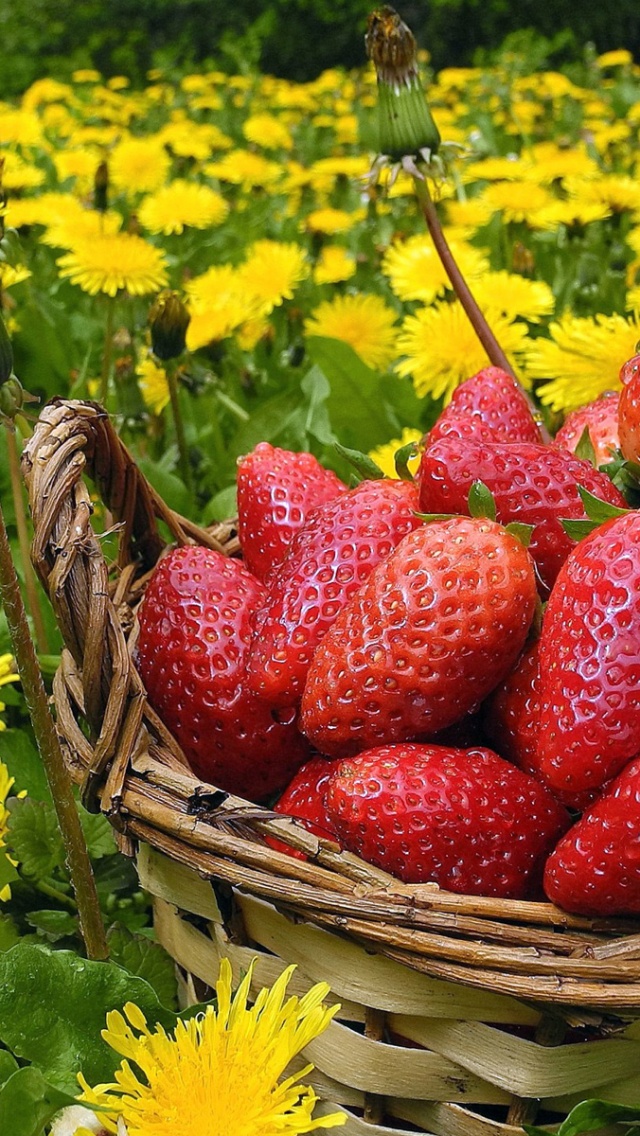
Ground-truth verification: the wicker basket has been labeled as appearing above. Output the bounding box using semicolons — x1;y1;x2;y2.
21;398;640;1136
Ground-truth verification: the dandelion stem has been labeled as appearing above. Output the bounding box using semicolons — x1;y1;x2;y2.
166;360;192;494
0;496;108;960
414;177;515;375
5;427;50;654
100;296;116;406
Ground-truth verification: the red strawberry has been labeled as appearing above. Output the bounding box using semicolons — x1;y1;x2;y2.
544;755;640;915
237;442;346;581
326;743;569;896
618;366;640;465
536;510;640;803
424;366;542;449
246;478;421;707
269;757;340;859
553;390;620;467
136;546;309;802
300;516;537;758
418;437;627;594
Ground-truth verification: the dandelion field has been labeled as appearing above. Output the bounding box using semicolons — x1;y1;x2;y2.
2;36;640;1132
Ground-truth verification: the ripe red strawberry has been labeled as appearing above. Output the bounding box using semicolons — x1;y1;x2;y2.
326;743;569;896
424;366;542;449
246;478;421;707
553;390;620;467
536;510;640;803
136;546;309;802
269;757;340;859
237;442;346;581
618;364;640;464
300;516;537;757
418;437;627;594
544;755;640;915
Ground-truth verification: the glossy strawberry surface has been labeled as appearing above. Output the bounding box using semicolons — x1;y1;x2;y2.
270;756;340;859
536;511;640;801
326;743;569;895
136;546;309;802
300;516;537;757
424;366;542;449
237;442;346;581
418;437;627;594
544;755;640;915
553;391;620;467
246;478;421;707
618;368;640;465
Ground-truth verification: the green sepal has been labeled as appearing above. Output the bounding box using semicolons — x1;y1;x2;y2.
414;511;457;523
377;75;441;161
561;485;629;541
505;522;534;547
394;440;419;482
468;480;496;521
333;442;385;481
575;426;596;466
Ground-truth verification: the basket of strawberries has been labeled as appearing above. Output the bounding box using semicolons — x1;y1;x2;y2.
20;372;640;1136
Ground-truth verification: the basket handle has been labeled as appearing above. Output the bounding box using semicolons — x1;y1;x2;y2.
20;398;227;808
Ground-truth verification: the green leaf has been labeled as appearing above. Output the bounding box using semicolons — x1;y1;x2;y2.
299;365;337;447
561;519;600;541
137;455;192;517
306;337;402;452
414;511;457;523
78;809;117;860
505;522;534;547
468;480;496;521
577;484;629;523
0;914;20;953
394;441;418;482
0;1066;79;1136
0;730;49;802
106;926;178;1010
333;442;384;481
26;910;79;942
203;484;238;524
0;943;178;1092
575;426;597;466
0;1049;18;1088
525;1099;640;1136
5;798;65;879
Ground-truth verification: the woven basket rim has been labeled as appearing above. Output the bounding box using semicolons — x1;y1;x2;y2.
21;397;640;1010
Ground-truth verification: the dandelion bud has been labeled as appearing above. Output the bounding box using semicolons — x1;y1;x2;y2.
149;290;190;361
365;6;440;162
0;376;28;420
94;159;109;213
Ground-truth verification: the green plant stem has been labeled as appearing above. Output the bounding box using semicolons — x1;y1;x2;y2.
5;428;50;655
166;359;192;493
36;878;77;910
414;176;550;440
0;497;108;960
99;296;115;406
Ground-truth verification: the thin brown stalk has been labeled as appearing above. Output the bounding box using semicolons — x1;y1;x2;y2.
5;427;50;654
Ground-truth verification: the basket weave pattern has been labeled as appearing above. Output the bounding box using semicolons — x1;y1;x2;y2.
21;399;640;1135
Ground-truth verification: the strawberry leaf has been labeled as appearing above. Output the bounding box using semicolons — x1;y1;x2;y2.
414;511;457;523
505;522;534;547
577;484;629;523
333;442;385;482
394;441;418;482
468;480;497;521
562;519;600;541
575;426;597;466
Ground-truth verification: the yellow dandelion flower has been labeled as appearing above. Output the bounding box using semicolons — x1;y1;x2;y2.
78;958;345;1135
522;142;600;185
0;763;17;902
204;150;284;189
4;192;78;231
110;137;171;195
72;69;102;83
21;77;73;109
305;208;362;235
53;148;103;189
185;267;264;350
138;181;229;236
0;109;42;147
0;263;31;289
533;198;612;231
444;198;493;231
238;241;309;315
305;293;398;371
235;317;273;351
334;114;358;144
1;152;45;191
464;155;531;183
57;233;168;297
481;181;555;225
158;121;232;159
382;235;489;305
396;301;529;402
525;313;640;413
243;113;293;151
369;428;423;478
43;209;122;251
136;354;170;416
596;49;633;68
313;245;357;285
472;271;555;323
564;174;640;215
